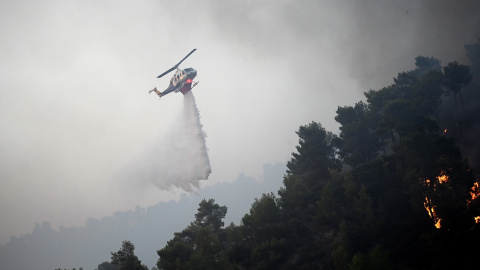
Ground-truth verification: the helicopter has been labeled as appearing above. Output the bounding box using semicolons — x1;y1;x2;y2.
149;48;199;98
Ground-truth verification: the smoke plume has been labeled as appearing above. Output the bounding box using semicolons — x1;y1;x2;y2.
123;91;211;192
439;65;480;176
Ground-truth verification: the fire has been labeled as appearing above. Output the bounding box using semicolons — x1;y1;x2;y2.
466;182;480;224
421;172;449;229
424;178;431;186
469;182;480;204
421;172;448;188
437;173;448;184
444;129;447;134
422;174;480;228
424;197;441;229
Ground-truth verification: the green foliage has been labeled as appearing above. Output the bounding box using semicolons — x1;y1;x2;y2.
250;237;286;270
98;261;120;270
350;245;392;270
332;241;350;270
287;121;341;179
194;198;228;232
156;199;233;270
393;71;418;100
156;229;194;270
189;227;230;270
315;182;341;227
443;61;473;109
335;101;381;166
242;193;282;244
411;56;442;79
415;69;444;117
110;241;148;270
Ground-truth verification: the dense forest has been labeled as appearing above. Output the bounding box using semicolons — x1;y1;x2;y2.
93;39;480;270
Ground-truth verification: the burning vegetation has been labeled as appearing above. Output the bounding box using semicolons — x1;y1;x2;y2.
422;171;480;228
469;182;480;204
424;196;442;229
421;172;449;229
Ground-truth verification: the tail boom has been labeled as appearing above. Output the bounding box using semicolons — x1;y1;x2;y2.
149;87;163;98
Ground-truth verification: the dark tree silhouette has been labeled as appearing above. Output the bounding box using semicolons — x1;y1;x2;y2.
443;61;473;109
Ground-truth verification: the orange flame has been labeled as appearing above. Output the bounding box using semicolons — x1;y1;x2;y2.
421;174;480;229
434;218;441;229
421;172;450;229
422;172;448;188
424;197;441;229
469;182;480;204
467;182;480;224
437;173;448;184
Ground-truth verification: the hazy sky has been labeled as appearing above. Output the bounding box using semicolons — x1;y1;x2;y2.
1;0;479;244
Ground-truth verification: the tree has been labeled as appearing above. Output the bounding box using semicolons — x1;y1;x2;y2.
393;71;418;100
286;121;340;180
189;227;231;269
239;193;286;269
382;99;438;140
157;199;231;270
156;228;195;270
250;237;286;270
241;193;282;245
364;86;401;149
98;261;120;270
443;61;473;109
194;198;227;232
415;69;444;120
111;241;148;270
411;56;442;79
350;244;392;270
335;101;381;166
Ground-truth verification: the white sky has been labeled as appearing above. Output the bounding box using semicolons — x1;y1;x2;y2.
1;0;479;244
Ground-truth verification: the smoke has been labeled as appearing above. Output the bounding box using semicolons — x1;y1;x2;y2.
123;91;211;192
438;64;480;176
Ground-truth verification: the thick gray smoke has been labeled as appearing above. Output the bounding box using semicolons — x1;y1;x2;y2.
438;59;480;176
123;91;211;192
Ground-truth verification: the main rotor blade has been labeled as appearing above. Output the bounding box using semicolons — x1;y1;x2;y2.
157;66;176;78
156;49;196;78
174;48;197;68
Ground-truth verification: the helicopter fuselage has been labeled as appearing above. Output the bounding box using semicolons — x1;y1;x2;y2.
170;68;197;95
171;68;197;87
